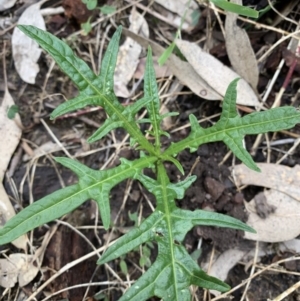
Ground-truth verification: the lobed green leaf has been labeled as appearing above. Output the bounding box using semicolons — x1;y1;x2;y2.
165;79;300;171
0;157;157;244
18;25;156;156
98;163;255;300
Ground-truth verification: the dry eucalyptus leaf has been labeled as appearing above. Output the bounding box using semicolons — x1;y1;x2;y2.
122;28;220;100
154;0;199;29
0;88;26;251
175;39;260;106
12;1;46;84
225;0;258;89
114;8;149;98
0;0;16;11
0;254;39;288
244;190;300;242
233;163;300;202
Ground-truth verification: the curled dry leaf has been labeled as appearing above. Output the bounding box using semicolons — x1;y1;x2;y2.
233;163;300;242
0;88;26;250
208;249;246;296
0;254;39;288
154;0;199;29
244;190;300;242
225;0;259;89
12;1;46;84
175;39;260;106
0;0;17;11
122;28;220;100
114;8;149;98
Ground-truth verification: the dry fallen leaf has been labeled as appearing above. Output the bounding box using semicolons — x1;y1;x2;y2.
0;254;39;288
154;0;199;29
0;225;53;288
12;1;47;84
208;249;246;296
233;163;300;242
0;87;26;251
233;163;300;202
114;7;149;98
244;190;300;242
175;39;260;106
225;0;258;89
122;28;220;100
0;0;16;11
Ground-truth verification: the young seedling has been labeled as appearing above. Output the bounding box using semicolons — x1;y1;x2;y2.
1;25;300;300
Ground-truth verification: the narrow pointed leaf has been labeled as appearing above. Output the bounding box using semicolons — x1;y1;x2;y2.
88;97;152;143
50;94;104;120
99;26;122;92
221;78;239;120
223;134;260;171
88;119;123;143
210;0;259;18
144;47;162;148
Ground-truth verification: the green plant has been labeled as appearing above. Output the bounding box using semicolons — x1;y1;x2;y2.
208;0;258;18
1;25;300;300
80;1;116;35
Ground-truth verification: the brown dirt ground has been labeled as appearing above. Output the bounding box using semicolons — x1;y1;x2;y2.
1;0;300;300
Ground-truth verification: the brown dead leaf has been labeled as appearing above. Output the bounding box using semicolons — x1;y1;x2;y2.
12;1;46;84
122;28;221;100
233;163;300;202
175;39;260;107
225;0;258;89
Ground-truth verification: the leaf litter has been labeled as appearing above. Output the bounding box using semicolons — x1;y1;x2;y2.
225;0;259;89
0;75;26;251
114;7;149;98
2;0;300;300
175;39;260;106
12;0;46;84
154;0;200;29
233;163;300;242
